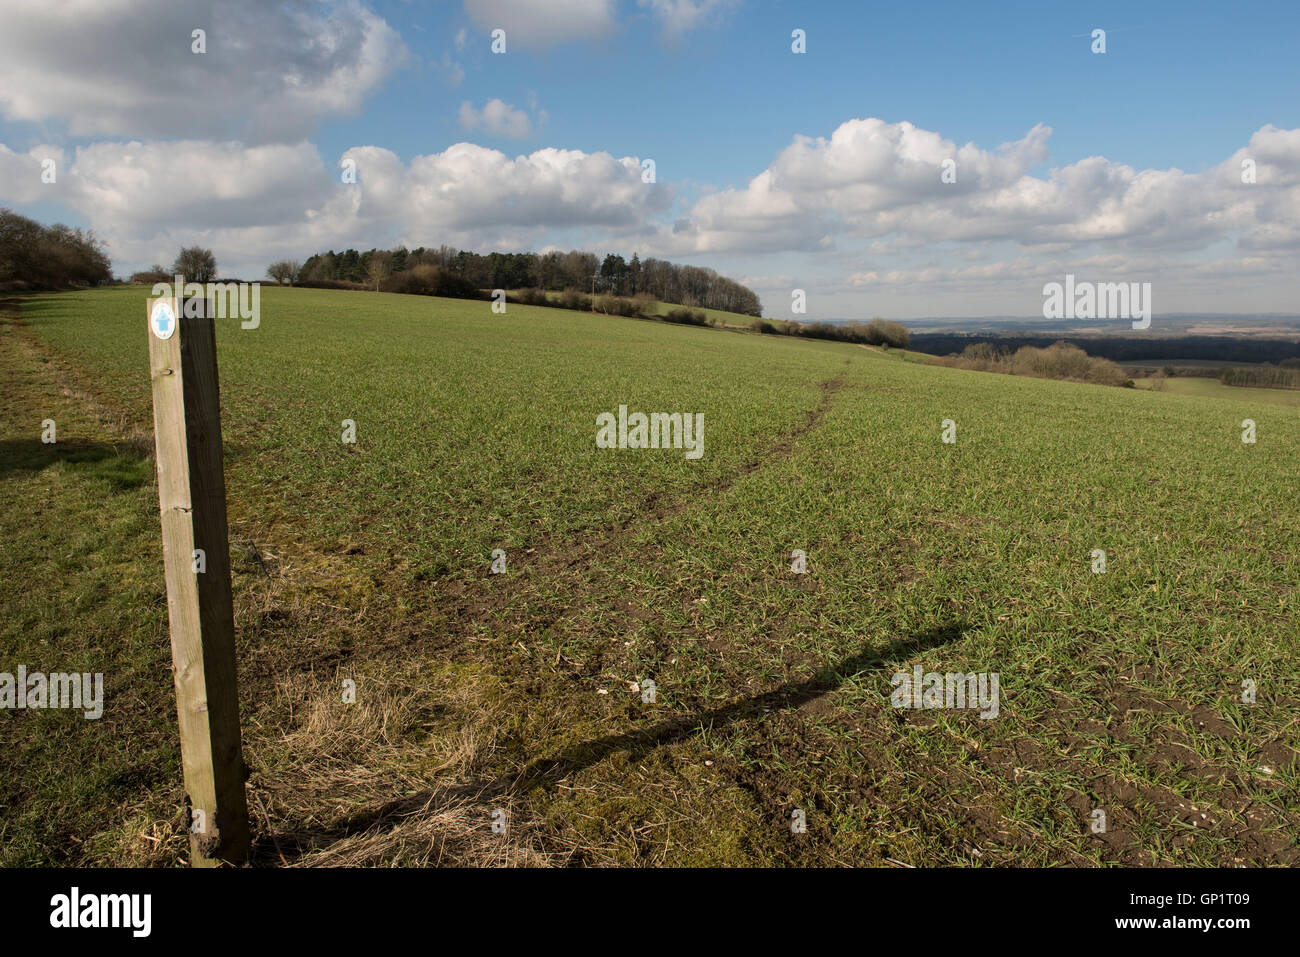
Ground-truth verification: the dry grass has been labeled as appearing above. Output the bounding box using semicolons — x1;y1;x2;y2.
244;669;553;867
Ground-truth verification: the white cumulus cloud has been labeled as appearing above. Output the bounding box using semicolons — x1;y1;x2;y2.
0;0;409;143
0;137;671;275
458;99;535;139
665;118;1300;260
638;0;740;40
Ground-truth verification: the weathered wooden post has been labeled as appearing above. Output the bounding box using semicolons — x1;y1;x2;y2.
146;294;250;867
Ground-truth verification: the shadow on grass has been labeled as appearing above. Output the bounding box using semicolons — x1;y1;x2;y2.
261;619;966;864
0;437;153;489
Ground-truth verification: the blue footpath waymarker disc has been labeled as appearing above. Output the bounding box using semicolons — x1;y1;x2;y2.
150;300;177;340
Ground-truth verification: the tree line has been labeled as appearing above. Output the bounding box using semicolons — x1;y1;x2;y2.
0;208;112;290
1219;362;1300;390
939;340;1130;387
296;245;763;316
908;332;1300;366
751;316;911;349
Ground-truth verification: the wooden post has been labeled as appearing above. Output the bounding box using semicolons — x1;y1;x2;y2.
146;295;250;867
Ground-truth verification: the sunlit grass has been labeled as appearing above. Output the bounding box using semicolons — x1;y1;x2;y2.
3;285;1297;866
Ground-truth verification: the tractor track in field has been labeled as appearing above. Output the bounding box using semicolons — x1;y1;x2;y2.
428;373;846;639
223;371;851;686
1;301;153;452
3;302;846;665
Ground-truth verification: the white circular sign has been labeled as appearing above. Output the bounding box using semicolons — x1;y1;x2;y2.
150;300;176;340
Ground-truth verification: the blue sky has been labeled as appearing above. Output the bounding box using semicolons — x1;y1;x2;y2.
2;0;1298;318
365;0;1299;184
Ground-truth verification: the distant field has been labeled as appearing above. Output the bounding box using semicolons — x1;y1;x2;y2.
1133;375;1300;407
1124;359;1260;369
2;285;1297;867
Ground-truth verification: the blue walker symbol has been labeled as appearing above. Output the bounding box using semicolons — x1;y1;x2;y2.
151;301;177;340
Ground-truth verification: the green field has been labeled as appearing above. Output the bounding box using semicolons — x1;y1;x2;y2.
2;286;1298;867
1133;374;1300;407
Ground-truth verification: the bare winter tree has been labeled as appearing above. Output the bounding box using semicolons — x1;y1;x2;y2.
366;251;392;292
173;246;217;283
266;260;300;285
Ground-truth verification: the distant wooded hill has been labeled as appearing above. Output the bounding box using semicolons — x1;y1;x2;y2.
297;246;762;317
908;332;1300;366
